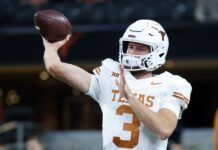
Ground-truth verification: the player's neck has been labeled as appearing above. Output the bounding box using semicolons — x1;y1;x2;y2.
131;71;152;79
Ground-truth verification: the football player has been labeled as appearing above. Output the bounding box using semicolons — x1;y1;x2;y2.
42;19;192;150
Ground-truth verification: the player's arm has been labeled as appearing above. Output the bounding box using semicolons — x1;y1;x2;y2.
116;64;178;140
42;35;91;93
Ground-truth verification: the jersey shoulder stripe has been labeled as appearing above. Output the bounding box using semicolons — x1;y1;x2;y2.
172;91;190;105
93;66;101;75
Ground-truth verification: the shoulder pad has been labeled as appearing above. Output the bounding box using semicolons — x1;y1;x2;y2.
102;58;120;72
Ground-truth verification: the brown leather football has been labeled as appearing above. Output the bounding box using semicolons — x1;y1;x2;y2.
34;10;72;43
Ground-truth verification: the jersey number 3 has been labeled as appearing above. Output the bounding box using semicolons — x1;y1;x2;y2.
113;105;140;148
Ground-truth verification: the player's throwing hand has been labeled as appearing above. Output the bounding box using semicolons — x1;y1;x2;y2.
42;34;71;51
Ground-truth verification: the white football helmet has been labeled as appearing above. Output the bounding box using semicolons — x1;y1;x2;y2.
119;19;169;71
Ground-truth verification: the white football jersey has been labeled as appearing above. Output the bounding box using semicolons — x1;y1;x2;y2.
86;58;192;150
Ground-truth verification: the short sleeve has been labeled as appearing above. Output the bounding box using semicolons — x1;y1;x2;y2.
160;97;182;119
160;78;192;119
85;66;102;102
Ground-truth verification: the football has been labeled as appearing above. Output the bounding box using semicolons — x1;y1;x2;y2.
34;10;72;43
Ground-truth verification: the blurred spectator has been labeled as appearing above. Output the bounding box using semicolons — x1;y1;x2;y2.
26;135;44;150
0;140;5;150
169;144;183;150
194;0;218;22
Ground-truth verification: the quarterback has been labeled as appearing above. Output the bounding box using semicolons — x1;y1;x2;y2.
42;20;192;150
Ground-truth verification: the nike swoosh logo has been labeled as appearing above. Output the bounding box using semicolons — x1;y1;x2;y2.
151;81;162;85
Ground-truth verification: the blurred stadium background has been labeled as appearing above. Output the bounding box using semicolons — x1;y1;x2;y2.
0;0;217;150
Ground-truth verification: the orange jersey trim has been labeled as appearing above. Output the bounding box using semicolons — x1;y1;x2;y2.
172;91;190;105
94;67;101;75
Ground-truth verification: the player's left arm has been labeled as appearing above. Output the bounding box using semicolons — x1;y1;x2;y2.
116;64;178;140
